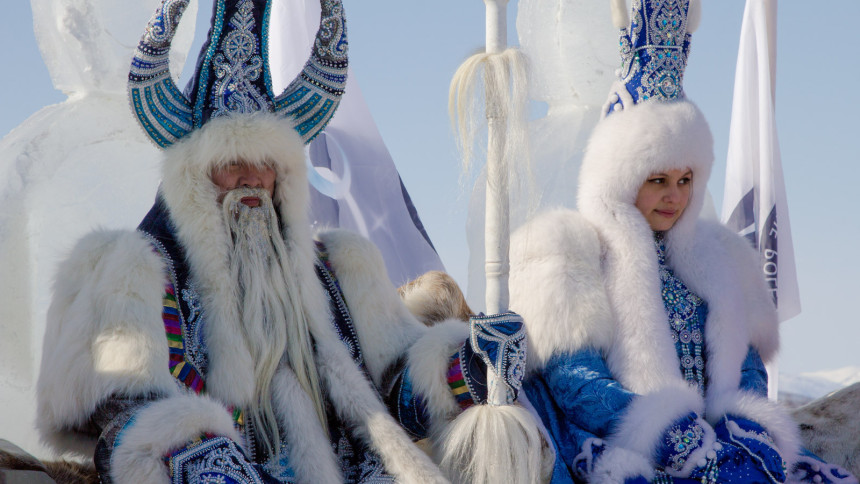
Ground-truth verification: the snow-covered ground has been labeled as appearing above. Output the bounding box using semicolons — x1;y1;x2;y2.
779;367;860;408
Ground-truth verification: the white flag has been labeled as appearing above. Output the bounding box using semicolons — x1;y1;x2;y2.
269;0;444;286
721;0;800;323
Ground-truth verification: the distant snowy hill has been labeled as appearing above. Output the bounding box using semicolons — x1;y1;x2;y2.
779;366;860;408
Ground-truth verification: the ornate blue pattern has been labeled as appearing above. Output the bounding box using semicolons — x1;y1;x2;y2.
660;414;706;473
274;0;348;143
468;312;527;405
332;435;395;483
605;0;693;115
129;0;348;148
655;235;708;394
314;242;365;371
181;283;209;377
716;416;786;483
168;436;267;484
619;0;691;103
211;0;271;118
128;0;194;147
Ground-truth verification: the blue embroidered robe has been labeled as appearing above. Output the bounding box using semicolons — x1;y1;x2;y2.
523;236;768;484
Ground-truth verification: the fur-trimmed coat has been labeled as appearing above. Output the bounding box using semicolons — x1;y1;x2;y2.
36;222;473;483
35;114;473;484
509;101;803;482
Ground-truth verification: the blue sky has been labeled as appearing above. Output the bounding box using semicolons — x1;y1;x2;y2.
2;1;858;377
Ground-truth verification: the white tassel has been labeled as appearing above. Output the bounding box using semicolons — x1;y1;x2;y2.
687;0;702;33
435;404;551;484
610;0;630;29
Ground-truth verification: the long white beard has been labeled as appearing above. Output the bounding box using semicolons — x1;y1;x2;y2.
222;188;327;458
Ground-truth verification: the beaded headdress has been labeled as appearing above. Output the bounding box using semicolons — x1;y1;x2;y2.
604;0;699;116
129;0;347;149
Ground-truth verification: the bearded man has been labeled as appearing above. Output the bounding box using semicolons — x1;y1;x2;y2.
34;0;545;483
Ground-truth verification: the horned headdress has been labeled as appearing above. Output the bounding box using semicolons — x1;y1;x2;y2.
129;0;347;149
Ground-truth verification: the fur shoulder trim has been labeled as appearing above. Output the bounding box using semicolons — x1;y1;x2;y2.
316;228;425;385
111;395;240;484
510;209;615;369
697;222;779;362
37;230;180;454
311;229;449;483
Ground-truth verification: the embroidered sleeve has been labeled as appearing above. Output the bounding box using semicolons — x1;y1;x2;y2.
380;355;432;440
739;346;768;397
541;348;635;437
165;434;271;484
524;374;609;482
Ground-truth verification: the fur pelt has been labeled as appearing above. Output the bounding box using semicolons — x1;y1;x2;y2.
792;382;860;478
398;270;473;325
0;439;98;484
510;99;791;471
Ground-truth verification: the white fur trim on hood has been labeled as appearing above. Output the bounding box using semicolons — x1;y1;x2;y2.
509;209;615;370
578;99;714;243
159;112;314;407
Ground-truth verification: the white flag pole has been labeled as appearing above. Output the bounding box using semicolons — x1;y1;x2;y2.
722;0;800;400
483;0;510;316
441;4;545;484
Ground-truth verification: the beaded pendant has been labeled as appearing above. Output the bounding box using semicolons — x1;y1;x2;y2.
655;234;708;394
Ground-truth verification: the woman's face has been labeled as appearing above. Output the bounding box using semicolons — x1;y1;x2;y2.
634;168;693;232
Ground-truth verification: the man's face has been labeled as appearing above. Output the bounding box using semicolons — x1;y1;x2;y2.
212;161;277;207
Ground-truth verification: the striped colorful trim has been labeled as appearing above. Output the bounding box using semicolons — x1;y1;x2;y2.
228;406;244;427
161;274;204;394
447;353;474;411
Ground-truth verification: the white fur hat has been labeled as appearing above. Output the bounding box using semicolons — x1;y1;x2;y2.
577;99;714;237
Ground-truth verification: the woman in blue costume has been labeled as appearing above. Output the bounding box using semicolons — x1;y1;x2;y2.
509;1;858;483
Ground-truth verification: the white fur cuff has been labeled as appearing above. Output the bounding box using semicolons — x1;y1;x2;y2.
609;382;704;461
591;446;656;484
110;394;241;484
